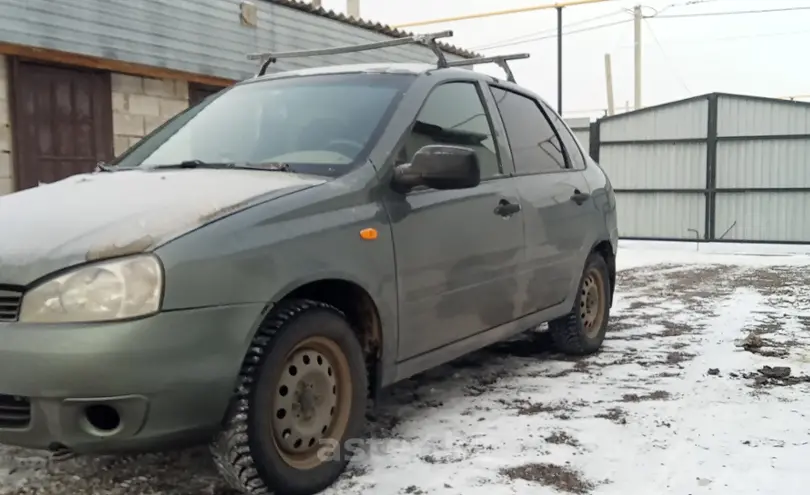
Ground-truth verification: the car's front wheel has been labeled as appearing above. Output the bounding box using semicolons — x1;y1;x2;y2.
211;299;368;495
548;252;611;355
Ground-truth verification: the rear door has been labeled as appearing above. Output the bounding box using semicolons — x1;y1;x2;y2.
487;85;592;313
387;80;526;360
538;99;598;278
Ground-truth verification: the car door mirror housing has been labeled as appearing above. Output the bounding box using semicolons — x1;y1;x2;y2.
392;145;481;192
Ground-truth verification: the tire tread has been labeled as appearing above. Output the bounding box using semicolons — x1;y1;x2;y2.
210;299;347;495
548;253;611;356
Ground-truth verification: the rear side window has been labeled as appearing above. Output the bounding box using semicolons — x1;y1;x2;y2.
399;82;501;179
489;86;566;174
539;101;587;170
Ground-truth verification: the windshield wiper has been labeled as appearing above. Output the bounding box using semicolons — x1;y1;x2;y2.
152;160;292;172
95;161;116;172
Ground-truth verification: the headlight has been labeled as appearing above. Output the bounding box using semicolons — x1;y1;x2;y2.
19;255;163;323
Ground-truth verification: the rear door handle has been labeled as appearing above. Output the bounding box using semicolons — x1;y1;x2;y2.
494;199;521;217
570;190;591;205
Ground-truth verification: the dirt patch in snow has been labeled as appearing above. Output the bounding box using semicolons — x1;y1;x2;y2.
507;398;587;418
730;266;802;295
2;448;231;495
621;390;671;402
402;485;426;494
595;407;628;424
740;331;792;358
501;463;595;494
545;431;580;447
745;365;810;388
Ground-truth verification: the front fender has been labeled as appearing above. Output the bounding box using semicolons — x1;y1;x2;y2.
155;168;398;384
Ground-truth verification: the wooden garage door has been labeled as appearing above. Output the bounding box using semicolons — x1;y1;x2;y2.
11;60;113;190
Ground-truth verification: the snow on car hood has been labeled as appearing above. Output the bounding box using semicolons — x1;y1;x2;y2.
0;168;325;285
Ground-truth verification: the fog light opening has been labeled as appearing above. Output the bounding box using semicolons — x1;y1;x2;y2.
83;405;121;434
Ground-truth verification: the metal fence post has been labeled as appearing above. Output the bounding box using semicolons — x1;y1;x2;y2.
705;94;719;241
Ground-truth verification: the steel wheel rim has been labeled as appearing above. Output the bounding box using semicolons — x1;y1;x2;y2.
580;268;606;338
271;336;353;470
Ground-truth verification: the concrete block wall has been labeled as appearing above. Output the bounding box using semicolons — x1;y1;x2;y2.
111;73;189;157
0;56;12;196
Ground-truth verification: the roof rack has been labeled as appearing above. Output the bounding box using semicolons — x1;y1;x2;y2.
247;30;455;77
446;53;530;83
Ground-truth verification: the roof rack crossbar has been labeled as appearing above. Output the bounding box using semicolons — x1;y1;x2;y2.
446;53;530;83
248;30;455;76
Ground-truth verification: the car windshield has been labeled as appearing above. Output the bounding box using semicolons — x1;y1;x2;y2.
113;73;415;176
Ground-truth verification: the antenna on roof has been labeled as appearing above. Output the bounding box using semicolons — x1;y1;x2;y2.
446;53;530;83
247;30;455;77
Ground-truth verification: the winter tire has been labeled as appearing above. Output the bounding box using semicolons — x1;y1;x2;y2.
548;252;611;355
211;299;368;495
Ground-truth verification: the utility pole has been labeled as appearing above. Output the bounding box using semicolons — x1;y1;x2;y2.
604;53;615;116
633;4;642;110
347;0;360;18
388;0;610;114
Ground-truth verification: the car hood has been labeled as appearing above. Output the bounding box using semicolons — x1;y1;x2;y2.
0;168;325;285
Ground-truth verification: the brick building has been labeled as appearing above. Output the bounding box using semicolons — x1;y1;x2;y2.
0;0;475;195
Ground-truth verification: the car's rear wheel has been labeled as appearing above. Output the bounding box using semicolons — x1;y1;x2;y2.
548;253;611;355
211;299;368;495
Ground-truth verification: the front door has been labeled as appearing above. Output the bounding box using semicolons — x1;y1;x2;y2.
10;60;113;190
386;81;525;361
488;85;588;313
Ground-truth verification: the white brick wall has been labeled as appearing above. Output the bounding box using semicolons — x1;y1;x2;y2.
0;56;12;196
111;73;189;157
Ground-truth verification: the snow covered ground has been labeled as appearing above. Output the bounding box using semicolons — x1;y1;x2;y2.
3;240;810;495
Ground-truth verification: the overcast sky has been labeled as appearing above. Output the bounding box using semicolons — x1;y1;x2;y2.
319;0;810;119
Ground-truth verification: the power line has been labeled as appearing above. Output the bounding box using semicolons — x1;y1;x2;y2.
500;5;810;52
700;28;810;42
642;18;691;94
651;0;725;17
614;27;810;49
469;1;757;52
649;5;810;18
467;9;627;50
474;18;632;51
466;2;802;54
392;0;615;28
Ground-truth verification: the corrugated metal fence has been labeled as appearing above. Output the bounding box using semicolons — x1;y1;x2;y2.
584;93;810;244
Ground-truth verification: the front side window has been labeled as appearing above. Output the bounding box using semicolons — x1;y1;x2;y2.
114;73;415;177
398;81;501;179
489;86;567;175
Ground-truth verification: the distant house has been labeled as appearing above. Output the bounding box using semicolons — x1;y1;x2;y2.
0;0;476;194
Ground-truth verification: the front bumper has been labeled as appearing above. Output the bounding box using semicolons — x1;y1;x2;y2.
0;303;264;453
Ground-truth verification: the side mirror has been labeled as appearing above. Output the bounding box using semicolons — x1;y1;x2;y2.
392;145;481;192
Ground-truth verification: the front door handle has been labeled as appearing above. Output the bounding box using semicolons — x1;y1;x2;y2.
494;199;521;217
570;189;591;205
